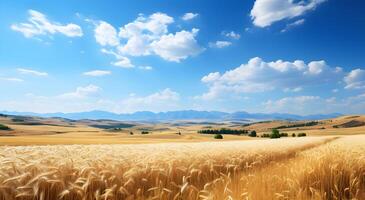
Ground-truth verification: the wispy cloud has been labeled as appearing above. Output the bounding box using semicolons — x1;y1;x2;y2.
17;68;48;76
11;10;83;38
181;13;199;21
0;77;24;82
83;70;111;77
281;19;305;32
209;41;232;48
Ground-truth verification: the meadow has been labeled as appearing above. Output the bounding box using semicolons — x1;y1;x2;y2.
0;135;363;200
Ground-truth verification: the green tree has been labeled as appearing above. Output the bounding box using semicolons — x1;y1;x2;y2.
214;134;223;139
249;130;257;137
270;129;280;139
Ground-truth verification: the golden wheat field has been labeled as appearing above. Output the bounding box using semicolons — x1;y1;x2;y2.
0;135;364;200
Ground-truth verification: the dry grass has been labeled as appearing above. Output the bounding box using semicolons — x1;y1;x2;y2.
0;136;363;200
210;135;365;199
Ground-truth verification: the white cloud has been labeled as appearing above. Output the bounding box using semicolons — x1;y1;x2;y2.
94;21;119;46
223;31;240;40
283;87;302;92
281;19;305;32
202;72;221;83
209;40;232;48
250;0;326;27
261;93;365;115
83;70;111;76
121;88;180;112
199;57;343;99
118;12;174;56
112;57;134;68
263;95;321;113
101;49;134;68
344;69;365;89
138;66;153;70
17;68;48;76
0;77;24;82
11;10;82;38
93;12;204;64
59;85;101;99
181;13;199;21
0;88;183;114
306;60;327;75
325;97;336;103
150;29;204;62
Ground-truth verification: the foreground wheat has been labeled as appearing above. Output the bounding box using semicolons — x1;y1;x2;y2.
0;136;363;200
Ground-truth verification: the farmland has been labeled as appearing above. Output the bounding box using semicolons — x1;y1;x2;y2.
0;135;364;199
0;114;364;199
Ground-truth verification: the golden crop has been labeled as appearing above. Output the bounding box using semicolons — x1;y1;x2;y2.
0;136;363;200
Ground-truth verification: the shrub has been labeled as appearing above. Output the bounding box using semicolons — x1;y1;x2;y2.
130;132;134;135
297;133;307;137
292;133;296;137
0;124;11;130
141;131;149;134
280;132;288;137
261;133;270;138
214;134;223;139
248;130;257;137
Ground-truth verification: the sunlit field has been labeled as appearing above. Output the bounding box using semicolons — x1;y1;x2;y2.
1;135;363;200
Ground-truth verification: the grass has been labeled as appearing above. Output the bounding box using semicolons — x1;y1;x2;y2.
0;135;363;199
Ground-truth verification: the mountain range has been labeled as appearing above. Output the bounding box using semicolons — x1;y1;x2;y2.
0;110;342;121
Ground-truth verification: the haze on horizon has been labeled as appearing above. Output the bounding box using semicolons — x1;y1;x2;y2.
1;0;365;115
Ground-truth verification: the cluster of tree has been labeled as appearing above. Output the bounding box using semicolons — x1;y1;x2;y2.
274;121;319;129
141;131;150;134
109;128;123;132
248;130;257;137
297;133;307;137
198;128;249;135
0;124;11;130
261;129;307;139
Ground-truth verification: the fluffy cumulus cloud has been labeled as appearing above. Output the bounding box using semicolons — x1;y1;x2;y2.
199;57;343;99
83;70;111;77
250;0;326;27
344;69;365;89
93;12;204;65
181;13;199;21
11;10;82;38
209;40;232;48
94;21;119;46
150;29;204;62
17;68;48;76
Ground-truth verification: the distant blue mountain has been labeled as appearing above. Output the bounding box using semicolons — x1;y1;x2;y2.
0;110;342;121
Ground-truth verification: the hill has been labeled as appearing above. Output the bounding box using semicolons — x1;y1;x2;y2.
0;110;342;121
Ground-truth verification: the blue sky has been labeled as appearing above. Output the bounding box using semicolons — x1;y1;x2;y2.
0;0;365;114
